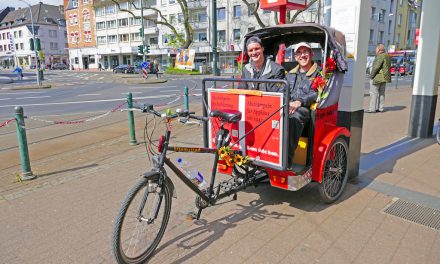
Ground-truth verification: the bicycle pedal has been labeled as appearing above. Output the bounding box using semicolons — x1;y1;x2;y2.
186;211;198;221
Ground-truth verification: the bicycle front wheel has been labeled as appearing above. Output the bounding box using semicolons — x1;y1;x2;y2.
112;175;172;264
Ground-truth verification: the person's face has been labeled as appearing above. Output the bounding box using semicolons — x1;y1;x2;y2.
295;46;312;68
247;43;264;64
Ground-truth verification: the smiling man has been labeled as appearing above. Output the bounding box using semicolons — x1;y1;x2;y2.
240;36;285;91
285;42;320;168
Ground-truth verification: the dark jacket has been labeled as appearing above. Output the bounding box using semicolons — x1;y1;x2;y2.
240;57;285;92
285;62;320;107
371;52;391;85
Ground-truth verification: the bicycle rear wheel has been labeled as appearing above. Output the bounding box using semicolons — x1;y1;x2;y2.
112;175;172;264
436;120;440;145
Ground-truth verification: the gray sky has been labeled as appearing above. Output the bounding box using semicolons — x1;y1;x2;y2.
0;0;64;10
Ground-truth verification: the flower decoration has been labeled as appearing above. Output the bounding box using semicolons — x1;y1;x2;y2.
236;52;248;73
311;55;338;103
218;146;249;167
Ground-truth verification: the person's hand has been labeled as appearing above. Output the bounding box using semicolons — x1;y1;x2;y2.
289;100;302;115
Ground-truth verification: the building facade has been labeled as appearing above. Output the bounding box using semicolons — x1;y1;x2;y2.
87;0;319;73
393;0;422;51
0;3;68;68
64;0;99;70
367;0;397;55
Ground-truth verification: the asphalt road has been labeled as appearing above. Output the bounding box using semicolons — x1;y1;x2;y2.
0;71;204;119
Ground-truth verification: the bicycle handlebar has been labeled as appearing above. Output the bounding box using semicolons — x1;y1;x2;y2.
132;104;209;122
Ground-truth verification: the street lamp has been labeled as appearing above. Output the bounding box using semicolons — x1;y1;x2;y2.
18;0;41;86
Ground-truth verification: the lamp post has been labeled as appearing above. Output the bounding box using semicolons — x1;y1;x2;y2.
19;0;40;86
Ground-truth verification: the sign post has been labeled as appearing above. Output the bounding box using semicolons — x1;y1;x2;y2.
260;0;307;24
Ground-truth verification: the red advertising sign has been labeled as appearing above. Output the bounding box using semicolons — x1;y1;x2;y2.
208;89;285;169
415;28;420;47
260;0;307;11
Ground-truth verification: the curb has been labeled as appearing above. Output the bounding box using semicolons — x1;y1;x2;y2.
1;84;52;90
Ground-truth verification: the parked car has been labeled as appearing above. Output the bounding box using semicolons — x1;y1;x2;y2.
134;65;142;74
52;63;68;70
113;64;134;74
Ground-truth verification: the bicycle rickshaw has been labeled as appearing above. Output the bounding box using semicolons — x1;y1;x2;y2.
112;23;350;264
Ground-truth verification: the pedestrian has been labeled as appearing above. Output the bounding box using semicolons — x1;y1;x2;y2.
239;36;285;91
153;59;159;79
98;63;102;71
367;43;391;113
12;65;23;80
284;42;320;168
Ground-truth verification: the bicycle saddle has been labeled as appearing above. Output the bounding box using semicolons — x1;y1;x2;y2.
210;110;242;123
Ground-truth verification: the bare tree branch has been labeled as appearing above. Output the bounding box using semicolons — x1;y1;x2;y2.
289;0;319;23
241;0;267;28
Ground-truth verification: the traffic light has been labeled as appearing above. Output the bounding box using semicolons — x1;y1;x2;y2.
137;45;144;55
29;38;34;51
35;38;41;51
139;28;144;37
146;45;150;54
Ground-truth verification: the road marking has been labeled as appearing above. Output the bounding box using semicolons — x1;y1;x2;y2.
159;90;181;93
121;92;143;94
129;85;178;89
15;96;51;100
0;98;12;101
0;91;44;95
0;95;177;108
78;93;101;96
98;77;104;80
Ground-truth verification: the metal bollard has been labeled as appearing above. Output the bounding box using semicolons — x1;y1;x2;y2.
184;86;189;111
395;66;399;89
15;106;35;180
126;92;138;145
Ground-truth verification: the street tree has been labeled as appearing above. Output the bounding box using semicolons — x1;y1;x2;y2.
108;0;193;48
241;0;319;28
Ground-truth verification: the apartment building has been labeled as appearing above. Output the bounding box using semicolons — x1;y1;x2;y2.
367;0;397;55
64;0;99;70
0;3;68;68
393;0;422;51
89;0;319;72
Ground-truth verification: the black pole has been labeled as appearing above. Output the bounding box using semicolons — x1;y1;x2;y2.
211;0;219;76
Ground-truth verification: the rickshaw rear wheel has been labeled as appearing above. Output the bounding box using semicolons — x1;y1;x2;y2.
318;137;349;203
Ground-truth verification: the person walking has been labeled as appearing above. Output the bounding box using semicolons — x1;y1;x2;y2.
153;59;160;79
98;63;102;71
12;65;23;80
367;43;391;113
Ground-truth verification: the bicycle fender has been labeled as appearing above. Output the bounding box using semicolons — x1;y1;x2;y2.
142;171;177;199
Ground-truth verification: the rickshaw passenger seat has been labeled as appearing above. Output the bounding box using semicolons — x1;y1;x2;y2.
210;110;242;123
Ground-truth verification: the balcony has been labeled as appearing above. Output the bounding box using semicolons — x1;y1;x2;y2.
187;1;208;10
190;21;208;29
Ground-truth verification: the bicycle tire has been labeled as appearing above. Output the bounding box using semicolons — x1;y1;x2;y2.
436;121;440;145
112;174;172;264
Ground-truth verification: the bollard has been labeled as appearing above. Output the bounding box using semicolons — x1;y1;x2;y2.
395;66;399;89
15;106;35;180
126;92;138;145
184;86;189;111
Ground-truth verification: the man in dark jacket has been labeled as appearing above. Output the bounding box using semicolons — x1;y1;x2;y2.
285;42;320;167
367;43;391;113
239;36;285;91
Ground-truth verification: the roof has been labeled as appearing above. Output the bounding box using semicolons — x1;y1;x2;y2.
0;3;65;29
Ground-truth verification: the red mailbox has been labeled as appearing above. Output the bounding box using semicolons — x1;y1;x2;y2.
260;0;307;12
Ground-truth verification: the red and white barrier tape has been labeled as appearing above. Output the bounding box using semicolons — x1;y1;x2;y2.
0;118;15;129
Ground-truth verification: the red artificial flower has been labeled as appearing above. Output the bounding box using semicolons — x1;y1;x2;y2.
312;76;327;91
236;52;247;65
324;57;337;72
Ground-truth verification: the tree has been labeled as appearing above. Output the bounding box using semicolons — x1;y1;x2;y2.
108;0;193;48
241;0;320;28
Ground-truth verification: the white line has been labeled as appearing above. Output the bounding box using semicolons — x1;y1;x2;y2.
15;96;51;100
0;91;44;95
159;90;181;93
0;98;12;101
98;77;104;80
0;95;175;108
77;93;101;96
121;92;143;94
129;86;178;89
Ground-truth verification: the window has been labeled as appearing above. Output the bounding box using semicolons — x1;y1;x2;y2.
72;0;78;8
169;14;176;25
162;35;168;43
198;12;207;22
49;30;57;38
107;5;116;14
119;2;128;10
131;0;140;9
119;33;129;42
50;42;59;50
178;13;184;23
83;9;90;22
217;30;225;43
118;18;128;27
14;31;17;38
15;43;18;50
84;31;92;42
380;9;386;22
97;36;106;44
248;3;255;16
233;5;241;18
130;17;141;25
130;32;140;41
96;7;105;16
108;35;117;43
248;27;255;33
217;8;225;20
0;46;2;51
169;0;175;4
398;14;402;26
149;37;158;45
369;29;374;42
371;7;376;19
233;29;241;41
18;30;22;38
399;0;403;6
195;32;207;42
107;20;117;29
20;43;24;50
378;31;384;43
96;21;106;30
83;0;89;4
397;33;400;44
70;31;80;44
263;9;271;14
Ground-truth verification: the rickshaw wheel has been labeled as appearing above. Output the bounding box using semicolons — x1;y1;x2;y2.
318;137;349;203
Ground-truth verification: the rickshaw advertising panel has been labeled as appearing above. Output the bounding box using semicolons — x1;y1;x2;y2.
208;89;285;169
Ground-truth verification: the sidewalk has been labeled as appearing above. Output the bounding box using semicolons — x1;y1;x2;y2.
0;85;439;263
